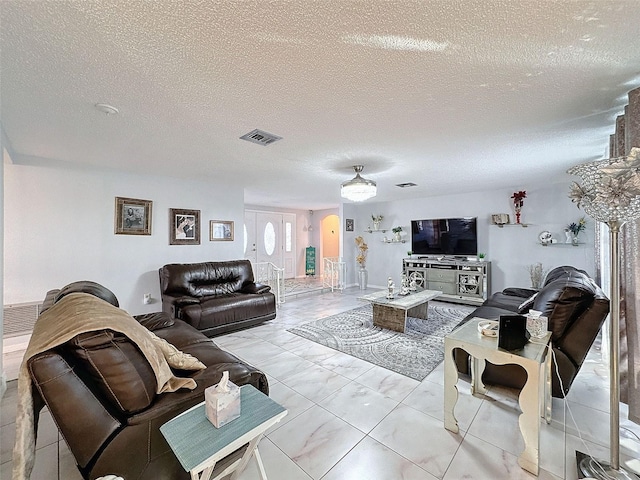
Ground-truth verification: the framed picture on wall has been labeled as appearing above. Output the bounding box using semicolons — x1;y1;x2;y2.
210;220;234;241
114;197;152;235
169;208;200;245
345;218;354;232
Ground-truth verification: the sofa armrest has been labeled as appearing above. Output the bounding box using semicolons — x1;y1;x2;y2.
240;282;271;294
133;312;175;331
502;287;538;298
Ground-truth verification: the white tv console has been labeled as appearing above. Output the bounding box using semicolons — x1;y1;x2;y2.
403;257;491;306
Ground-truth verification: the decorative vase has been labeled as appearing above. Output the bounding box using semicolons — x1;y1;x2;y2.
565;229;572;244
358;267;368;290
394;232;401;242
572;234;579;246
373;221;380;231
515;207;521;224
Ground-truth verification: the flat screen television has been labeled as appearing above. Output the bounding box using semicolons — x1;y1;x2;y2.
410;217;477;256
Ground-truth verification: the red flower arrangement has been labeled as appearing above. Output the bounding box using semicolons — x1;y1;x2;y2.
511;191;527;223
511;190;527;207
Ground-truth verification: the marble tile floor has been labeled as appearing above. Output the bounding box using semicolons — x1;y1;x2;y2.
2;287;640;479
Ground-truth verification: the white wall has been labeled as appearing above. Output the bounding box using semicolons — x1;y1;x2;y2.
4;160;244;314
342;181;596;293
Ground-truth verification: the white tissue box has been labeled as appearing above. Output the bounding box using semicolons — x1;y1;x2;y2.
526;311;548;339
205;380;241;428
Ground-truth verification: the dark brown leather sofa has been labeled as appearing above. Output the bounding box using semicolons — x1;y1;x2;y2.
159;260;276;337
455;265;610;397
27;281;268;480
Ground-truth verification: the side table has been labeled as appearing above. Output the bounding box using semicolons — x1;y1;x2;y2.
161;385;287;480
443;317;551;475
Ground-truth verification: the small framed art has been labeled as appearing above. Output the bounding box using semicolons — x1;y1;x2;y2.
210;220;234;241
170;208;200;245
115;197;152;235
345;218;354;232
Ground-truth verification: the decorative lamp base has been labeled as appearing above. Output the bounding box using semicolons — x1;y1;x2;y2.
576;451;638;479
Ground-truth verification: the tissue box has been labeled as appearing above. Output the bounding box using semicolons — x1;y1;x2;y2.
526;312;548;339
205;380;241;428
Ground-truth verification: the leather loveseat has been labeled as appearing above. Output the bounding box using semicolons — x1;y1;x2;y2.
27;281;268;480
159;260;276;337
456;265;610;397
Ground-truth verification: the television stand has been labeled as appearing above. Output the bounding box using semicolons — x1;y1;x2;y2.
403;258;490;306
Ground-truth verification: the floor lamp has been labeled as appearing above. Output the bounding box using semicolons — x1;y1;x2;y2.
568;147;640;479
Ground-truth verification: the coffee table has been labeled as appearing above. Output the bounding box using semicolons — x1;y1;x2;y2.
359;289;442;332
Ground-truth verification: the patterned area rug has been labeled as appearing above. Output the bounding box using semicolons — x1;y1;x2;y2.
287;301;474;381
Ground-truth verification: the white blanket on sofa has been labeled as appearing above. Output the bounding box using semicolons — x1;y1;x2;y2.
12;292;206;480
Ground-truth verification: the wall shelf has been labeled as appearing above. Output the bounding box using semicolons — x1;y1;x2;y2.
539;242;585;247
493;223;530;228
366;228;388;233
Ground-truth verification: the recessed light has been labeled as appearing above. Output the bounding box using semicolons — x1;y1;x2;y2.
95;103;119;115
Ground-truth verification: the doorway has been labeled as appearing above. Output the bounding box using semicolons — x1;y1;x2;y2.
320;214;340;274
244;210;296;278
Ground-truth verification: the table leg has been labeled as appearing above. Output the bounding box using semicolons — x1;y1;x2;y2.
470;357;487;395
193;464;216;480
517;362;540;475
443;339;460;433
230;435;265;480
254;448;267;480
544;345;552;424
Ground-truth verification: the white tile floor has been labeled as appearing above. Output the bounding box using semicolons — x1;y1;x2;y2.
2;286;640;479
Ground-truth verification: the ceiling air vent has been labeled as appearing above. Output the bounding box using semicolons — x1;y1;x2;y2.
239;129;282;146
396;182;417;188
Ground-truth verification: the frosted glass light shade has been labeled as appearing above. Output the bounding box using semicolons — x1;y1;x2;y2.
341;165;377;202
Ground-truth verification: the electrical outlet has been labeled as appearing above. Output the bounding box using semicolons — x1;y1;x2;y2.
143;293;151;304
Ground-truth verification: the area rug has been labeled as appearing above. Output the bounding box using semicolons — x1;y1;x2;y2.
287;301;474;381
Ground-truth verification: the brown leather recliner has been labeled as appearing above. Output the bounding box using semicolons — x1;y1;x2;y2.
159;259;277;337
28;281;269;480
455;266;610;397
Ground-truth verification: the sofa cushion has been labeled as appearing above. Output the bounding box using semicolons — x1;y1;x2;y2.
54;281;120;308
160;261;255;298
481;292;523;312
66;330;157;414
532;277;595;340
183;293;274;330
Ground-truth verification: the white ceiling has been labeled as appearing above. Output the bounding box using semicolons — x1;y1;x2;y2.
2;1;640;210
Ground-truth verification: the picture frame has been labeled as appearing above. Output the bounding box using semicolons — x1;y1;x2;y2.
345;218;354;232
210;220;234;241
114;197;152;235
170;208;200;245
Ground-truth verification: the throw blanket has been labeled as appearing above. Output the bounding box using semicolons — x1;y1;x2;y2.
12;292;206;480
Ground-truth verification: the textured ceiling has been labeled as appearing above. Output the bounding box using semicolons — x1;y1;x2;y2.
2;1;640;209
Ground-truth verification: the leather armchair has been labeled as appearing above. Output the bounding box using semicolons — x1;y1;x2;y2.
159;259;276;337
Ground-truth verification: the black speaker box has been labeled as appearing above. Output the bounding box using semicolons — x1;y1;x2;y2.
498;315;530;351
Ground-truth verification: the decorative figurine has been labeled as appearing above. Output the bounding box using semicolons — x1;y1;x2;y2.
387;276;395;299
400;273;410;295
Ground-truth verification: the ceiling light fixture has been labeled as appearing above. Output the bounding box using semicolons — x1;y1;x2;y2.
341;165;377;202
94;103;119;115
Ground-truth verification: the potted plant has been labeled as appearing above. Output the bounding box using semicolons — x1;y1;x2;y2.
371;215;383;230
392;226;402;242
567;217;586;245
478;252;486;261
